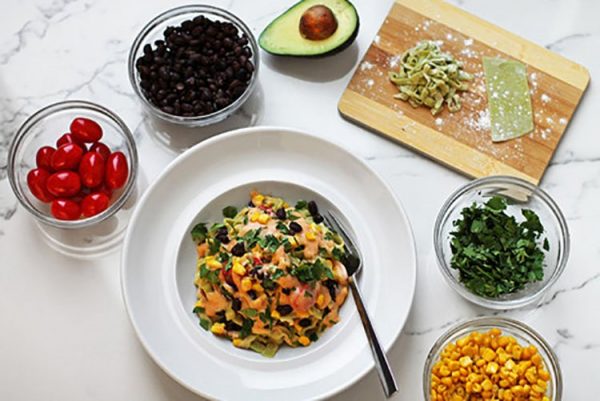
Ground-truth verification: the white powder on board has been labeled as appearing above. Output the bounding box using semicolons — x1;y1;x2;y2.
466;109;491;131
464;38;474;46
541;93;551;104
559;117;567;125
374;35;380;45
389;55;401;68
435;117;444;126
360;61;374;71
366;79;375;87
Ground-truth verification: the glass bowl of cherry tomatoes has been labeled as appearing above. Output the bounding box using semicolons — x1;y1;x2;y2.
8;100;139;258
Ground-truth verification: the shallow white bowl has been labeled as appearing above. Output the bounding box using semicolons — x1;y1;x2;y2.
121;127;417;400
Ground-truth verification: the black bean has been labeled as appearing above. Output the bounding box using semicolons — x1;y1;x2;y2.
231;242;245;256
276;304;293;316
289;222;302;233
247;290;257;300
299;318;312;328
275;208;286;220
308;201;319;216
225;321;242;331
232;298;241;312
324;279;338;301
216;234;230;244
313;214;324;224
281;287;292;295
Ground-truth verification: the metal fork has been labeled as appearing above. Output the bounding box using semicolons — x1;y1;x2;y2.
324;212;399;398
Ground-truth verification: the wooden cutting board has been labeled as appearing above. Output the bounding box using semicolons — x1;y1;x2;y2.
338;0;590;184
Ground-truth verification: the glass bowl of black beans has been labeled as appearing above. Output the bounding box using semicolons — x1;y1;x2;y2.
128;5;259;127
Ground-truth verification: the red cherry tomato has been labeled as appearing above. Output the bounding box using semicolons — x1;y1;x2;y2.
46;170;81;197
81;192;110;217
27;168;54;203
57;133;86;148
79;151;105;188
90;142;111;160
96;183;113;198
35;146;56;171
50;198;81;220
70;117;103;143
51;143;84;170
105;152;129;190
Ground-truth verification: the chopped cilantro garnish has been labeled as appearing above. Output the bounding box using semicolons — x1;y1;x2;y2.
295;200;307;210
241;308;258;318
199;318;211;331
192;306;205;314
191;223;207;243
222;206;238;218
240;318;253;338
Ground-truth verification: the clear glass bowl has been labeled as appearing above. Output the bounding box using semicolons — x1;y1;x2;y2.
128;5;260;127
7;100;139;258
433;176;569;309
423;317;562;400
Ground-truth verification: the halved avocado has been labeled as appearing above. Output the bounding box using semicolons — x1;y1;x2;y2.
259;0;359;57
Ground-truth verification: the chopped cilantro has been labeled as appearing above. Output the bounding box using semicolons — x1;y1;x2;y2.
241;308;258;318
191;223;207;243
295;200;307;210
199;318;211;331
240;318;253;338
222;206;238;219
192;306;205;314
449;196;549;298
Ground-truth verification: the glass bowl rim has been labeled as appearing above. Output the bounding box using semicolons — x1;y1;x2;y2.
433;175;570;309
7;99;139;229
422;316;563;400
127;4;260;125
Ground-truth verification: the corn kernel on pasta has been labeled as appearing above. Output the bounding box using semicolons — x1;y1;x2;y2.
191;192;349;357
431;328;551;401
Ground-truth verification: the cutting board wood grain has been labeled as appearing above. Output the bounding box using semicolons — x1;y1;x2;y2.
339;0;590;184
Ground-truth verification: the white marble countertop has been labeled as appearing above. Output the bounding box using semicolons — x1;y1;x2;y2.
1;0;598;399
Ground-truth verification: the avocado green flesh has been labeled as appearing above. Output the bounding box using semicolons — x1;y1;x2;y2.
259;0;359;57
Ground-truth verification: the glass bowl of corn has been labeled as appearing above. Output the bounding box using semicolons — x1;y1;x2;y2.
423;317;562;401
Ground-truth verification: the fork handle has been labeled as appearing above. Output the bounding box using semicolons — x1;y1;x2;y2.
349;277;398;398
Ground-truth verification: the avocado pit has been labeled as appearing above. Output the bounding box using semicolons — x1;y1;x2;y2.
299;5;338;41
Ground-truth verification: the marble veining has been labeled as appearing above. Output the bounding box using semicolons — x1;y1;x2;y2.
1;0;599;400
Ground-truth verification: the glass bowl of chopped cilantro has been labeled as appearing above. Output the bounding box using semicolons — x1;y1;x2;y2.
434;176;569;309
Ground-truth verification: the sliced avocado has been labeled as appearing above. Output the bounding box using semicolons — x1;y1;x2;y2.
259;0;359;57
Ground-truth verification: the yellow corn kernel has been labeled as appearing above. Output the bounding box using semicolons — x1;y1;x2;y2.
250;212;260;222
531;353;542;366
232;262;246;276
288;236;298;247
252;194;264;206
448;361;460;371
271;310;281;320
258;213;270;224
511;345;522;360
233;338;243;347
459;356;473;367
241;277;253;292
298;336;310;346
481;379;493;391
264;197;274;207
210;323;225;335
486;362;499;374
317;294;327;308
531;384;545;394
482;348;497;362
305;231;316;241
194;299;204;308
205;257;222;270
252;282;263;292
441;377;453;386
538;369;550;381
439;366;451;377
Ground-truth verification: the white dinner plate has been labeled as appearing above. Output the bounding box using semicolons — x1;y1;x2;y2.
121;127;417;401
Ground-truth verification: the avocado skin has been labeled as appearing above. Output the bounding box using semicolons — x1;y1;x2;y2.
258;0;360;58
